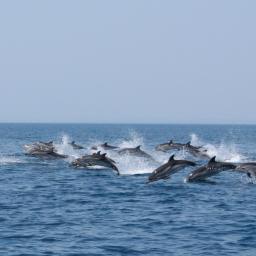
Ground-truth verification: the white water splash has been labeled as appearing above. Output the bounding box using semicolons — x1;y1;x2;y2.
117;131;145;149
0;156;24;165
190;133;245;162
111;152;157;175
112;131;159;175
54;134;84;160
87;131;163;175
239;174;256;184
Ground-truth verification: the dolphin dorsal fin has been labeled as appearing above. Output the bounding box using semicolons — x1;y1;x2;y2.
186;141;191;146
169;154;175;162
97;151;101;155
102;153;107;157
208;156;216;164
169;140;173;144
104;142;108;146
135;145;141;150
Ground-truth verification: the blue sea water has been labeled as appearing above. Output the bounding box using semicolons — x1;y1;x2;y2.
0;123;256;256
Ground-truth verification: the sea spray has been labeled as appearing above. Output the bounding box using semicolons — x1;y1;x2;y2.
54;134;84;160
190;133;246;162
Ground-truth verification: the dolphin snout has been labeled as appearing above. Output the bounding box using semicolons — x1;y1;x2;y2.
111;164;120;175
185;173;196;183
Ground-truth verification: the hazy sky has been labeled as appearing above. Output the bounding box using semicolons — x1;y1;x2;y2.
0;0;255;124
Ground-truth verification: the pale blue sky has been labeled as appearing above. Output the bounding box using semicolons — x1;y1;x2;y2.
0;0;255;124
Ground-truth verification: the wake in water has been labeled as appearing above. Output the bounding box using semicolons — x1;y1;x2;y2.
0;155;25;165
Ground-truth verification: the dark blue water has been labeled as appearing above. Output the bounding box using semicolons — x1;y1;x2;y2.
0;124;256;256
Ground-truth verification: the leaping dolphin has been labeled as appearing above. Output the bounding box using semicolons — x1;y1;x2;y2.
69;141;84;150
118;145;155;161
148;155;196;183
71;152;119;175
91;142;119;151
100;142;119;150
155;140;187;152
24;141;54;153
24;141;68;159
155;140;208;159
185;142;210;159
25;147;67;159
234;162;256;178
185;156;237;182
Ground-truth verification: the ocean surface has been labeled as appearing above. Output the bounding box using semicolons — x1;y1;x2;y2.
0;123;256;256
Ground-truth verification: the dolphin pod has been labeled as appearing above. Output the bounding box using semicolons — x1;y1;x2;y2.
23;139;256;184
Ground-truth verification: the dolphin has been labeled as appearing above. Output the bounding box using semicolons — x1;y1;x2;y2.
185;156;237;182
26;148;67;159
148;155;196;183
185;142;210;159
155;140;187;152
155;140;208;159
100;142;119;150
118;145;155;161
24;141;67;159
234;162;256;178
91;142;119;151
69;141;84;149
24;141;54;153
71;152;119;174
92;151;117;165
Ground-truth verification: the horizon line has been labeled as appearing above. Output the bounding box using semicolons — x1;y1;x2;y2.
0;122;256;126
